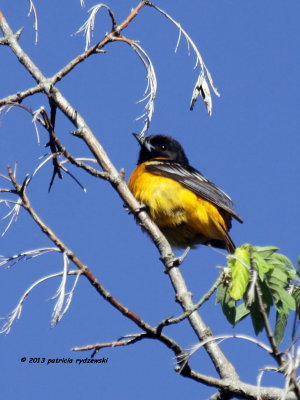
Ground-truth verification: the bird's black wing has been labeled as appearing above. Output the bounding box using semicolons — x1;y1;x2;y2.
146;161;243;223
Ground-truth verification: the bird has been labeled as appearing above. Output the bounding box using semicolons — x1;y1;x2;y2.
128;134;243;254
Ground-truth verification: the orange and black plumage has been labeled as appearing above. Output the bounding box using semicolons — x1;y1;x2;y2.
128;134;242;253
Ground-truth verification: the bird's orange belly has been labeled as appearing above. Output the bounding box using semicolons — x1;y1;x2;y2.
128;165;228;248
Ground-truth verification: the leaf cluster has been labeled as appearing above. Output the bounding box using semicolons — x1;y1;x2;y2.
217;244;300;345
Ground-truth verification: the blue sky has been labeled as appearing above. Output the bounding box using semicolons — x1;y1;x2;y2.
0;1;299;398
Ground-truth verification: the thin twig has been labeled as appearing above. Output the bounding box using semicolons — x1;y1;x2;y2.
51;1;147;85
0;84;42;107
42;107;63;191
146;2;220;115
111;36;157;137
6;168;190;368
0;270;81;334
39;109;109;180
72;333;146;352
179;333;274;373
6;167;144;325
0;197;22;236
0;247;59;268
75;4;117;50
157;272;224;328
27;0;38;44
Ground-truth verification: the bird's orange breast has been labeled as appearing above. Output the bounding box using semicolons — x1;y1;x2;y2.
128;163;231;248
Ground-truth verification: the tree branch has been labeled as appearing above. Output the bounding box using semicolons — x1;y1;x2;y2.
51;1;147;84
72;334;147;353
0;84;42;106
7;166;147;327
0;4;238;382
157;271;224;328
40;110;109;180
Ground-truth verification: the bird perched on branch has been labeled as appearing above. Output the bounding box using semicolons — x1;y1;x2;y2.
129;134;242;254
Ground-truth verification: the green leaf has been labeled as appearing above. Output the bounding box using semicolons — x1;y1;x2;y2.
266;279;287;310
218;243;298;334
247;280;273;335
253;245;279;259
274;311;289;346
269;267;290;285
235;302;250;324
216;283;236;325
253;252;273;281
276;290;296;313
285;269;299;281
216;282;227;304
272;253;294;268
266;266;296;314
248;298;265;335
228;246;250;269
230;265;250;301
253;246;296;284
228;247;250;300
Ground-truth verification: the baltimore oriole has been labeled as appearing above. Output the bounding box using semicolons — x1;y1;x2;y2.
128;134;243;254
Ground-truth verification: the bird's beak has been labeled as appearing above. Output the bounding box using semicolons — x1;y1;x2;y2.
132;133;145;146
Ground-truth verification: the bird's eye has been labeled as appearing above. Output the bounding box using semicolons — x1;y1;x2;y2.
161;144;166;151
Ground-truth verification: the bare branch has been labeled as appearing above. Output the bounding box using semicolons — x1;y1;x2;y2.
179;333;274;372
0;19;23;45
0;270;80;334
72;333;146;352
0;102;37;117
5;167;154;332
112;36;157;137
0;173;11;182
51;252;69;327
51;253;82;327
256;356;300;400
75;4;117;51
0;247;60;268
59;163;87;192
38;115;109;180
0;197;22;236
51;1;147;84
31;153;59;181
32;106;47;143
3;169;191;374
0;84;42;106
27;0;38;44
257;366;279;400
0;102;45;145
157;272;224;328
132;42;157;137
146;2;220;115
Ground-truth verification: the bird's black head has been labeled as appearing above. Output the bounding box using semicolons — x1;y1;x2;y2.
134;134;189;165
